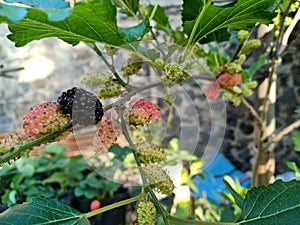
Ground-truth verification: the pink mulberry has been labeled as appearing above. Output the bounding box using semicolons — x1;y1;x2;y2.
95;114;121;150
217;73;242;88
206;81;221;100
126;99;161;126
23;102;71;140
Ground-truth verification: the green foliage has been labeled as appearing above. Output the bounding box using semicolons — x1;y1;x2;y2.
0;198;90;225
112;0;139;16
292;131;300;151
182;0;277;44
223;177;245;209
237;180;300;225
242;52;269;80
118;18;150;42
0;144;118;206
5;0;124;47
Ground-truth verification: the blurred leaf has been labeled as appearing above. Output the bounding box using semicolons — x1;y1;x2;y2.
292;131;300;151
118;18;150;42
110;145;131;161
112;0;139;16
0;4;27;23
15;158;35;177
5;0;125;47
43;172;68;186
182;0;277;44
4;0;69;8
142;4;170;29
237;180;300;225
189;159;203;177
242;52;268;80
223;177;244;209
3;0;72;21
0;198;90;225
295;109;300;114
180;167;190;185
286;162;300;179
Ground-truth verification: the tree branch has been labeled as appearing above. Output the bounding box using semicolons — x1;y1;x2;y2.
265;119;300;148
240;97;263;129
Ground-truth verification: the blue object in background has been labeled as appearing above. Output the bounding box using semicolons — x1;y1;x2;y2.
192;153;251;203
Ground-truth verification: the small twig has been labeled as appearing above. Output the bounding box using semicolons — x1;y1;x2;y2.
240;97;263;129
278;6;300;56
0;123;72;164
276;0;294;51
84;191;146;219
265;119;300;148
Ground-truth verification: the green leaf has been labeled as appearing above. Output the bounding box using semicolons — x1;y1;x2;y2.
141;4;170;29
112;0;139;16
43;172;67;186
182;0;277;44
293;131;300;151
295;109;300;114
6;0;125;47
242;52;269;80
223;177;244;209
0;198;90;225
237;180;300;225
118;18;150;42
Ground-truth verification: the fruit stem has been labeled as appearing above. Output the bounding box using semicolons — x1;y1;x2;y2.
0;123;72;164
85;42;128;88
84;191;146;219
186;0;212;50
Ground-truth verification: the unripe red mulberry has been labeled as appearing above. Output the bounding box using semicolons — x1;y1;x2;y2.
95;114;120;150
217;73;242;88
136;200;156;225
136;141;167;164
126;99;161;126
23;102;71;140
206;81;221;100
143;164;175;195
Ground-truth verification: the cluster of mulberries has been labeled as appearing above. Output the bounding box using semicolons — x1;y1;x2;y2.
122;54;143;76
23;102;71;140
95;84;121;99
57;87;104;126
136;200;156;225
164;62;190;84
143;163;175;195
136;141;167;164
241;39;261;55
126;99;161;126
80;73;113;86
95;114;120;150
